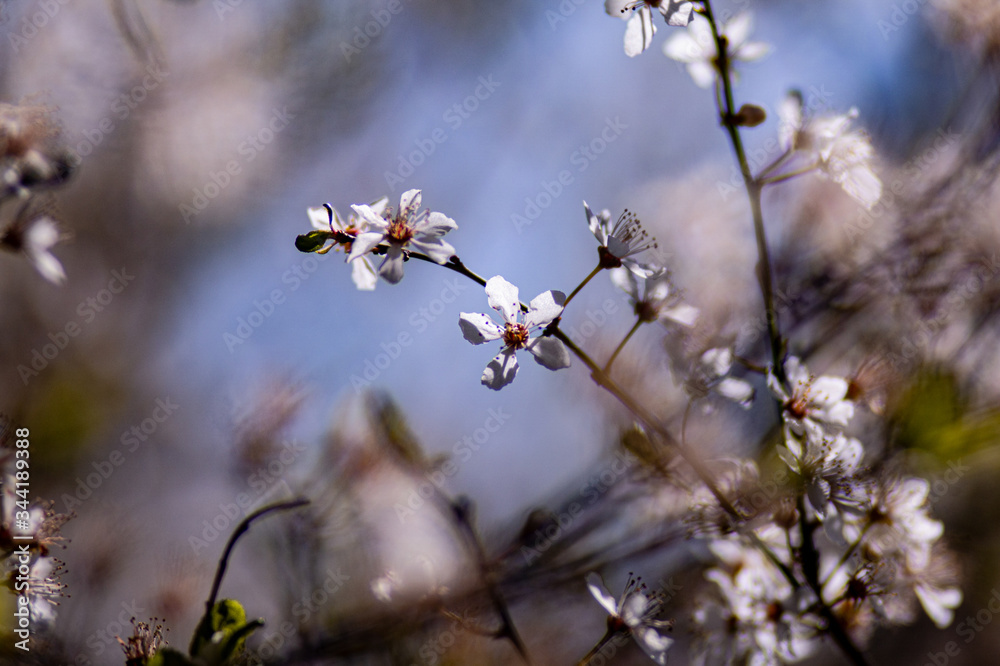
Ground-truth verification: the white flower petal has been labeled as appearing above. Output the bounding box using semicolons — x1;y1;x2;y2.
524;290;565;329
350;257;378;291
665;1;693;27
347;231;385;262
916;584;962;629
724;12;754;48
485;276;521;324
409;237;455;264
660;303;699;327
623;9;656;57
714;377;755;408
308;205;332;231
368;196;389;218
415;211;458;237
29;249;66;284
481;349;518;390
633;626;673;665
609;266;640;300
378;245;406;284
351;204;389;230
459;313;503;345
586;572;619;616
526;336;571;370
399;188;421;212
737;40;771;62
663;31;700;63
701;348;734;378
688;61;717;89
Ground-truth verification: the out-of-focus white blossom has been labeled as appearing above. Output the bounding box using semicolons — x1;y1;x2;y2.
663;13;770;88
776;92;882;209
769;356;854;442
609;266;699;327
459;276;570;390
1;214;66;284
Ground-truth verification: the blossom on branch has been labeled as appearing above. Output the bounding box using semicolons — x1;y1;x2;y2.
586;571;674;664
605;0;695;57
584;201;658;274
349;189;457;285
459;276;570;390
307;197;387;290
663;13;770;88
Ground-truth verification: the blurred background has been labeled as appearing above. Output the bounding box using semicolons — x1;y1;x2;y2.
1;0;1000;663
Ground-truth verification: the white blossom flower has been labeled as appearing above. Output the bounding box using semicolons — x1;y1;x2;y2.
459;276;570;390
777;92;882;209
692;538;815;666
663;13;770;88
777;432;865;517
666;343;756;410
349;189;457;285
307;197;387;291
769;356;854;441
857;476;944;571
583;201;658;275
586;572;674;664
609;266;699;327
1;214;65;284
605;0;695;57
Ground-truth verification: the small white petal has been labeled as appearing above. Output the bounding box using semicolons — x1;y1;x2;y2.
399;188;422;212
368;196;390;218
347;231;385;262
633;626;673;665
714;377;755;408
623;9;655;57
410;237;455;264
609;267;640;300
916;585;962;629
351;204;389;230
660;303;699;327
459;313;503;345
688;61;717;89
415;211;458;237
308;205;332;231
665;1;693;27
724;12;754;48
737;40;771;62
350;257;378;291
29;249;66;284
485;276;521;324
378;245;406;284
585;573;619;616
482;349;518;390
526;336;571;370
524;290;565;329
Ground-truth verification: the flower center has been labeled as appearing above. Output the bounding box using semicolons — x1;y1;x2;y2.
386;216;415;245
502;322;530;350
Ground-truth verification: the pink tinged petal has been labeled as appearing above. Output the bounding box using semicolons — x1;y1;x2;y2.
409;237;455;264
351;204;389;230
688;61;717;89
485;276;520;324
585;573;619;616
524;290;565;329
715;377;755;408
414;211;458;237
634;626;673;664
350;257;378;291
347;231;386;262
481;349;518;390
378;245;406;284
526;336;571;370
399;188;421;212
609;266;640;300
623;9;655;57
459;313;503;344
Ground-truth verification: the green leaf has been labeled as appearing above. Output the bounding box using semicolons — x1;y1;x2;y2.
189;599;263;666
295;230;332;253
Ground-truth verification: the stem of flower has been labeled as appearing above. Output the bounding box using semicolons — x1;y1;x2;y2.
759;163;820;187
576;628;619;666
563;264;604;309
701;0;784;382
604;319;643;373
